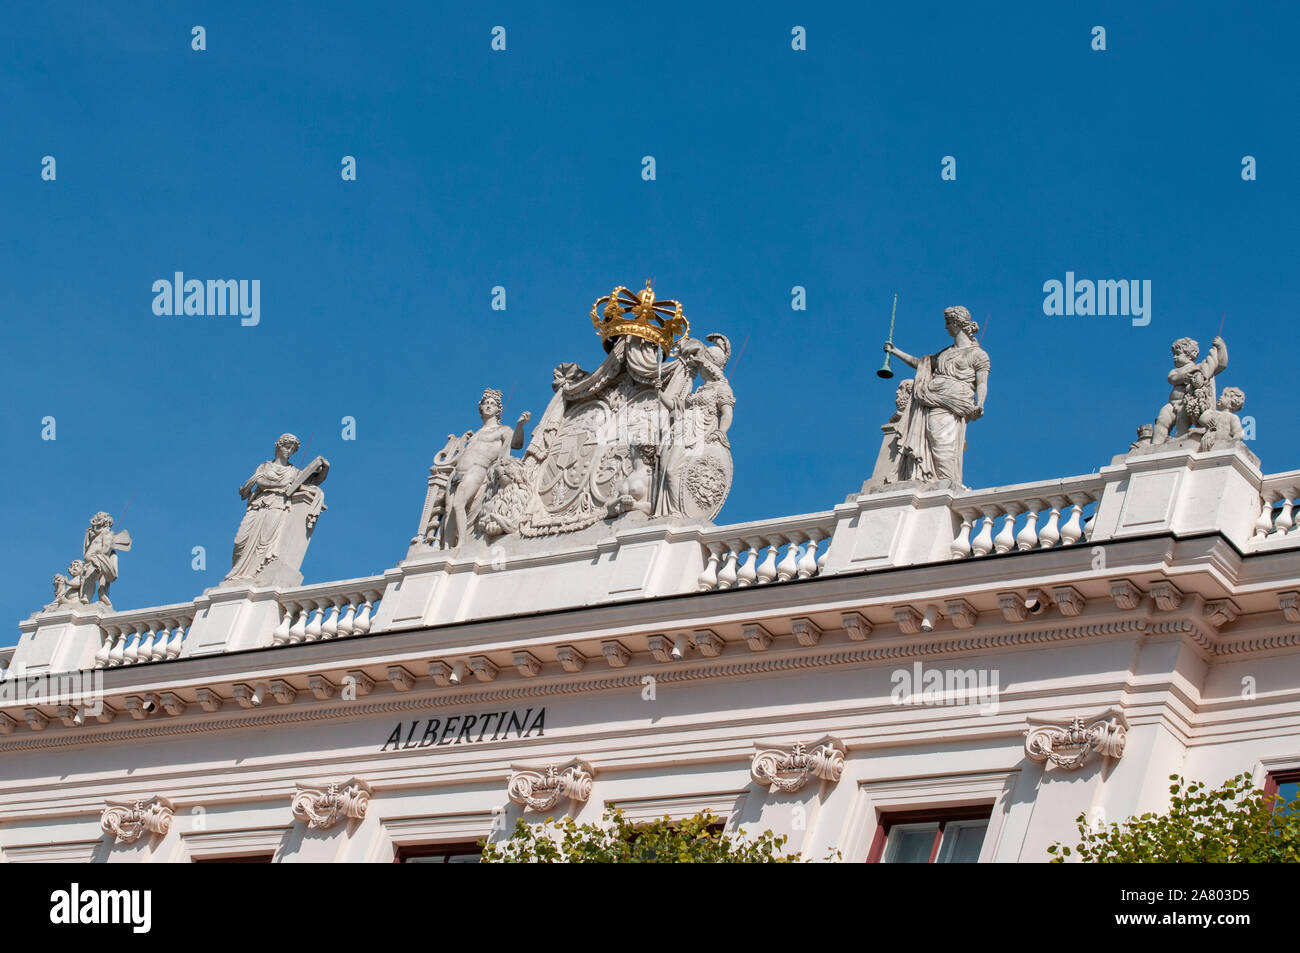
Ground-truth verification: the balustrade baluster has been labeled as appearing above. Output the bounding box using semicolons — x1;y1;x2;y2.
993;505;1019;554
337;599;357;636
1270;497;1295;538
273;602;295;646
138;625;156;662
95;626;115;668
1254;493;1278;540
798;533;821;579
321;601;340;639
108;628;126;667
697;545;722;591
736;540;760;587
755;538;779;584
716;546;740;590
123;625;142;665
950;510;974;560
1060;498;1086;545
166;622;186;659
288;605;309;644
776;535;801;581
1038;499;1064;548
970;513;996;557
1016;503;1041;551
152;622;171;660
353;597;374;634
303;602;323;641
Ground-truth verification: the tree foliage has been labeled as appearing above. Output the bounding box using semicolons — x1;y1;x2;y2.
1049;772;1300;862
480;808;809;863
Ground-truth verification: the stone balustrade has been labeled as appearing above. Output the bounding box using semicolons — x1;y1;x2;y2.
271;580;385;647
93;607;197;669
948;480;1104;560
1252;470;1300;543
13;447;1300;680
696;513;836;592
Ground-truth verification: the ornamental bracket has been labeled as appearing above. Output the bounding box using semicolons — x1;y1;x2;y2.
290;778;372;830
100;796;174;845
1024;712;1127;771
750;736;846;793
506;758;594;813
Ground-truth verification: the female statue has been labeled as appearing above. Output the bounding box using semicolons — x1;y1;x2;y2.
225;434;328;583
654;333;735;518
882;306;990;487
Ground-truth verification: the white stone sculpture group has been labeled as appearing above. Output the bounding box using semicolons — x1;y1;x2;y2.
34;286;1261;618
417;281;737;550
44;512;132;611
865;309;1252;491
1122;334;1247;455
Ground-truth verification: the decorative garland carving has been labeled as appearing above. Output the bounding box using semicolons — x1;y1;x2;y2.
507;759;594;813
101;797;173;844
1025;716;1126;770
290;780;371;830
750;738;845;793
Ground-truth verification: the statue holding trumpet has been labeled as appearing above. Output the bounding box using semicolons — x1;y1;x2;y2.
878;304;990;488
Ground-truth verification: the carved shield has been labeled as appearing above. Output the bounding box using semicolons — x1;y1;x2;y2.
677;440;733;522
520;383;663;536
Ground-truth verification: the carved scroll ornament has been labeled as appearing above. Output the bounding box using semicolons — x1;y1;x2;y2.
750;739;846;793
291;781;371;830
1025;716;1127;770
100;798;173;845
507;760;594;813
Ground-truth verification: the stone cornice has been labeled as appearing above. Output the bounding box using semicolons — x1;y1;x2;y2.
0;612;1231;753
6;564;1300;753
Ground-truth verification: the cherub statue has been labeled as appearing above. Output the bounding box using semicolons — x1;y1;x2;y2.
439;389;531;549
80;513;131;608
1153;336;1228;444
44;559;87;611
609;444;658;517
1198;386;1246;451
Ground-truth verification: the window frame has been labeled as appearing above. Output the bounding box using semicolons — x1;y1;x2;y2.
192;853;274;863
393;840;484;863
1263;768;1300;812
866;804;994;863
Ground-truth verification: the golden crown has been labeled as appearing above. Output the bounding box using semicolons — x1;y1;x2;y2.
590;280;690;354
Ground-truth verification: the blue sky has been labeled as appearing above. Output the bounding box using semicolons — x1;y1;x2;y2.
3;1;1296;641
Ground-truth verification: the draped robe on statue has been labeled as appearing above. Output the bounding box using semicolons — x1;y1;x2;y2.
899;344;989;486
227;461;301;581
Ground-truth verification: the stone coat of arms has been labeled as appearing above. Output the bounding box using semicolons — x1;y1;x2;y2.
415;281;735;549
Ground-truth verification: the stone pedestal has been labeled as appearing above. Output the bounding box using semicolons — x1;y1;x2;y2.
1088;444;1262;548
11;603;111;675
821;486;958;575
182;585;284;657
374;517;709;631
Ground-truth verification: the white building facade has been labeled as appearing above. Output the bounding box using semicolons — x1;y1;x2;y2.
3;299;1297;864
